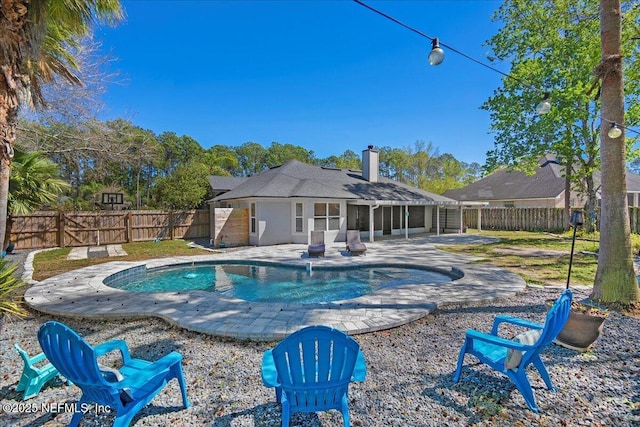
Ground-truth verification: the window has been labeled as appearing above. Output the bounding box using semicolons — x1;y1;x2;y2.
504;201;515;208
314;202;340;231
295;203;303;233
250;203;256;233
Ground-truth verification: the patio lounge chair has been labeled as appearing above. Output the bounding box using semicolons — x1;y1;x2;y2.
453;289;573;413
14;343;69;400
261;325;367;427
308;230;325;257
38;320;190;427
346;230;367;255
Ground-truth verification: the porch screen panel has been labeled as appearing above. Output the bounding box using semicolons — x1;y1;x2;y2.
348;206;369;231
408;206;425;228
393;206;401;228
374;207;383;230
347;205;358;229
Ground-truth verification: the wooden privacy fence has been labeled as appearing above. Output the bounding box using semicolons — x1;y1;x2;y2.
212;208;249;248
465;207;640;233
464;208;567;232
11;206;640;250
10;209;211;249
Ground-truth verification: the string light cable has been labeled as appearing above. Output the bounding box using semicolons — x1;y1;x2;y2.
353;0;640;133
352;1;533;91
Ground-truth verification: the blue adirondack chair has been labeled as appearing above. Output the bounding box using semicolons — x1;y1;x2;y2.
261;325;367;427
38;321;190;427
14;343;70;400
453;289;573;413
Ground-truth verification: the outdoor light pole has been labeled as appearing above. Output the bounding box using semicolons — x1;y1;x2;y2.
566;210;584;290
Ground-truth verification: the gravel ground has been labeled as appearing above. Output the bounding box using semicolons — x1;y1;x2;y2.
1;252;639;426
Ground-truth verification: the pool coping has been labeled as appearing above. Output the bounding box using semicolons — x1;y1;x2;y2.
24;236;526;341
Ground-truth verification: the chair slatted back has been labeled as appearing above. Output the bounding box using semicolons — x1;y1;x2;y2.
272;325;359;412
310;231;324;245
522;289;572;365
346;230;360;246
38;321;116;405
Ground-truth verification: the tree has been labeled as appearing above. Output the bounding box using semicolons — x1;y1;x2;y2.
156;132;205;177
0;0;122;249
152;161;210;210
321;150;361;170
205;145;238;176
235;142;267;176
485;0;639;305
105;120;161;209
378;146;410;182
483;0;640;233
264;142;315;168
7;147;70;248
592;0;638;305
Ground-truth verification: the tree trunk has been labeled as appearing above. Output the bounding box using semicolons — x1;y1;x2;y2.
564;159;571;230
584;174;598;232
592;0;639;304
0;70;19;255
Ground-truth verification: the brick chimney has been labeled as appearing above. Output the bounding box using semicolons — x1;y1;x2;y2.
362;145;379;182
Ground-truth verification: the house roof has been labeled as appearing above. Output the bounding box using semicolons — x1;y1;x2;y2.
208;176;248;193
443;154;640;202
443;155;565;202
211;160;460;205
625;171;640;193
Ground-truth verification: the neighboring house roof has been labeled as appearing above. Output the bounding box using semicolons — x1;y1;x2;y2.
625;171;640;193
444;155;565;202
443;153;640;202
211;160;459;205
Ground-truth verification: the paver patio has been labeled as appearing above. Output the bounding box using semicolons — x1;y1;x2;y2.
24;234;526;341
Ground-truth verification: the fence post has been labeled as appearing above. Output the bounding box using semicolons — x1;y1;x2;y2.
127;211;133;243
169;211;175;240
58;212;64;247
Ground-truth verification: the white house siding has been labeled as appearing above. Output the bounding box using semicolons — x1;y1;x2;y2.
256;201;292;246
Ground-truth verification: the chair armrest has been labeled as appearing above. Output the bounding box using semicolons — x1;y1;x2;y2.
261;349;280;388
116;352;182;390
466;329;534;351
352;349;367;382
147;351;182;374
94;340;131;363
491;315;544;335
29;352;47;364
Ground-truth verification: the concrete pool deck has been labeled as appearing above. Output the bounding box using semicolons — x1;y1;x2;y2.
23;234;526;341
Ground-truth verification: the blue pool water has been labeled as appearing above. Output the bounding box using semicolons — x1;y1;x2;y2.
107;262;453;304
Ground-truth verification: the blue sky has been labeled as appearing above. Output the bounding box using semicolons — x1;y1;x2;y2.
96;0;506;165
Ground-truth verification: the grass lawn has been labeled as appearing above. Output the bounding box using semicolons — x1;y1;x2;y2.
32;240;212;281
437;229;640;288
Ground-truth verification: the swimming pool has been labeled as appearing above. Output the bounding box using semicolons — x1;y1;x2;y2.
106;261;453;304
